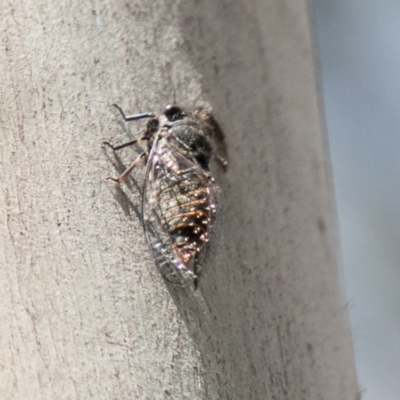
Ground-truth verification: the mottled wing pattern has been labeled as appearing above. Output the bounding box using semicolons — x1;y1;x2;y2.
142;132;220;284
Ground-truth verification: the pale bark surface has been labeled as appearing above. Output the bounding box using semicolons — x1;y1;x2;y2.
0;0;359;399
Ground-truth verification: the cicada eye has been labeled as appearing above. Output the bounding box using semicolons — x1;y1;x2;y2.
164;105;185;121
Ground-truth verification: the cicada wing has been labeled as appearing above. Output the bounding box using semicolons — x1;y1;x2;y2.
141;140;193;284
142;137;221;284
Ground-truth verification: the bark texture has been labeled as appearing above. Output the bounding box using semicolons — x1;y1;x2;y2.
0;0;359;399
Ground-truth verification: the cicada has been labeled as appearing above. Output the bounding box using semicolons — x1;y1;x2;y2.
103;103;226;286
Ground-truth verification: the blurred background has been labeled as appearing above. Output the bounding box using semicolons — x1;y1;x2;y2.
313;1;400;399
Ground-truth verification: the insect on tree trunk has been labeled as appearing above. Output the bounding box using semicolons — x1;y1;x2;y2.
0;0;359;399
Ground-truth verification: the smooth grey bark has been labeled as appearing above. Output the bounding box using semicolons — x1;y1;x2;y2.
0;0;359;399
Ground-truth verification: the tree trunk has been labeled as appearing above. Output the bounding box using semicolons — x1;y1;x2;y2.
0;0;359;399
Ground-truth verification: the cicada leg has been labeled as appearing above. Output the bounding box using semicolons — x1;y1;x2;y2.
215;154;228;168
105;151;148;183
